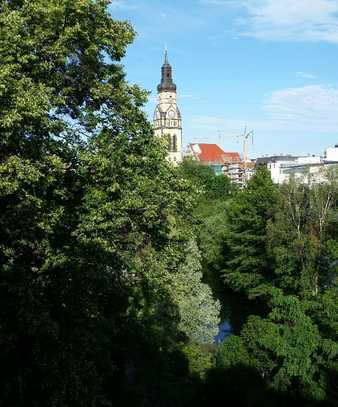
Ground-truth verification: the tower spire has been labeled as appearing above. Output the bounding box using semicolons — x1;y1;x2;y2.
164;45;169;65
157;47;176;92
153;49;182;164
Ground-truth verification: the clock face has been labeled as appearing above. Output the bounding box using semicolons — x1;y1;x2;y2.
168;110;175;119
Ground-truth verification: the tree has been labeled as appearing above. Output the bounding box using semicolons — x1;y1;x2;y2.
216;167;338;406
178;158;234;200
0;2;203;406
0;0;140;160
222;165;278;298
240;290;337;403
167;239;221;344
216;335;250;369
178;158;236;297
1;1;137;404
267;171;338;296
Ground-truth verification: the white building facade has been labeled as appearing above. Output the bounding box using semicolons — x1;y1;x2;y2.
325;145;338;162
266;153;337;185
153;51;182;164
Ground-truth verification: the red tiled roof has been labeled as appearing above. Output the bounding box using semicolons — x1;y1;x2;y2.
224;152;241;162
190;143;240;164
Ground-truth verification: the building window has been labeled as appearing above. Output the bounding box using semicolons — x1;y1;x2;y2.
167;134;178;153
168;135;172;152
172;134;177;152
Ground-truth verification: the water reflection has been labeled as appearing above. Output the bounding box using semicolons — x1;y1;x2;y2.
214;320;231;343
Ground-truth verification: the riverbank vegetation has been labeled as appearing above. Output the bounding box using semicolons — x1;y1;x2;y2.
0;2;337;406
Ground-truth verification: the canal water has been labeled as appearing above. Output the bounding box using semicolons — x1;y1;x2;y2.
214;320;231;343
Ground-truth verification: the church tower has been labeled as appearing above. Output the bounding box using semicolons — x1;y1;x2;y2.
153;50;182;164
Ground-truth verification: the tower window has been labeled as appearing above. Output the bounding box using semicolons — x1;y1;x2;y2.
167;134;177;153
172;134;177;152
164;133;179;153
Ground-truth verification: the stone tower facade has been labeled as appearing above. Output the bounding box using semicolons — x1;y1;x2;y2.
153;50;182;164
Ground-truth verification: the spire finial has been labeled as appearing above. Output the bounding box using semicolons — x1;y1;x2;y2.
164;44;168;64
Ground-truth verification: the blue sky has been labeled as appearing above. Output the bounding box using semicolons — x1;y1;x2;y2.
111;0;338;158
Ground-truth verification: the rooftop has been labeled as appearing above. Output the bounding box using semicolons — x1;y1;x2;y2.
188;143;241;164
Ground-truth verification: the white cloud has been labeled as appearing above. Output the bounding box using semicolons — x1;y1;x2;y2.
191;85;338;134
202;0;338;43
297;71;317;79
263;85;338;131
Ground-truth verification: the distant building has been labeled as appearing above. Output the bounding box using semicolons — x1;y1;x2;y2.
257;149;338;184
153;50;182;164
255;155;298;166
185;143;240;176
324;144;338;162
222;161;255;188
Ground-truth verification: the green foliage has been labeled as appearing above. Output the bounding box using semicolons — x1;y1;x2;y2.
197;199;230;272
240;291;337;401
222;165;278;297
177;158;235;297
182;343;215;380
216;335;250;369
267;175;338;296
178;158;234;199
0;0;141;160
1;1;337;406
217;167;338;405
0;2;215;406
168;240;221;344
